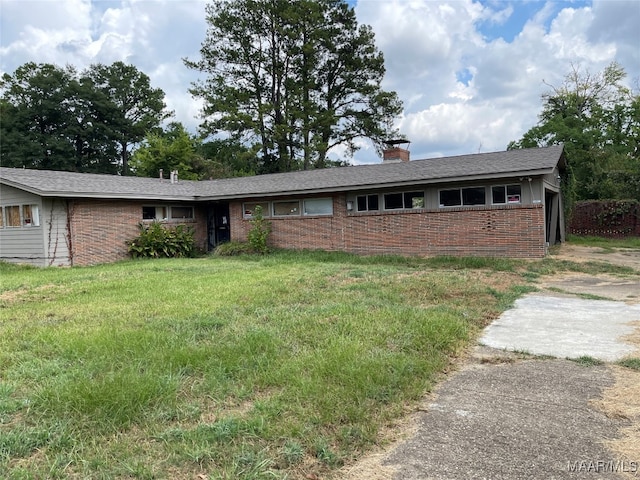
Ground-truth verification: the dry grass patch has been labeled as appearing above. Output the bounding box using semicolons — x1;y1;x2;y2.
591;366;640;479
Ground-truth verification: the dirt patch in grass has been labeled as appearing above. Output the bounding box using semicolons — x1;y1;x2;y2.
0;284;61;305
591;366;640;479
550;244;640;271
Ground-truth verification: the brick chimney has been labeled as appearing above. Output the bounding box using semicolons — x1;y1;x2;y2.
382;140;410;163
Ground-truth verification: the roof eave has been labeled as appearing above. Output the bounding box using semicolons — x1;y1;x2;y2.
198;167;556;201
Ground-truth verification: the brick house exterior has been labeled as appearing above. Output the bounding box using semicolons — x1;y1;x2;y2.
0;145;565;266
67;200;208;266
230;197;546;258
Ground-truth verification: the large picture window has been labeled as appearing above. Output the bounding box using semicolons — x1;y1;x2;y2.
303;198;333;216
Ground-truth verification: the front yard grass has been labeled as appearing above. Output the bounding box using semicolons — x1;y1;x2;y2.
0;250;632;479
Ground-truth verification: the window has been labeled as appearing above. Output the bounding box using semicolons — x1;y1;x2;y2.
243;202;270;218
5;206;21;227
383;191;425;210
0;205;40;227
462;187;485;206
492;184;521;204
142;206;193;221
439;189;461;207
22;205;39;226
170;206;194;219
303;198;333;216
356;194;379;212
273;200;300;216
405;191;425;208
439;187;486;207
143;206;167;220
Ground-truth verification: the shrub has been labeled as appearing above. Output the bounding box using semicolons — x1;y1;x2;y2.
246;205;271;254
127;222;195;259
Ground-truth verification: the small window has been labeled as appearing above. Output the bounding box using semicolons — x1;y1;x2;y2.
356;194;379;212
273;201;300;216
5;206;21;227
492;185;521;204
462;187;485;206
170;206;194;219
405;191;425;209
22;205;39;226
439;189;461;207
384;191;424;210
0;208;3;228
384;193;404;210
244;202;270;218
142;206;167;220
507;185;522;203
303;198;333;216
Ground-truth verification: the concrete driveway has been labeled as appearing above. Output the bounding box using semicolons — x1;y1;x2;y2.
341;246;640;480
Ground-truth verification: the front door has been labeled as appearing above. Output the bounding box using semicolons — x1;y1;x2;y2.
207;203;230;250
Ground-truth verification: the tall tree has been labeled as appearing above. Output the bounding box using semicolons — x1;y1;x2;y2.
86;62;172;175
185;0;402;173
509;62;640;201
1;62;171;175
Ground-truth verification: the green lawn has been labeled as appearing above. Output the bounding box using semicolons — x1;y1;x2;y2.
0;250;631;479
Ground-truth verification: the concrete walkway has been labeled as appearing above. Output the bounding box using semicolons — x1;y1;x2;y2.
481;294;640;362
383;350;628;479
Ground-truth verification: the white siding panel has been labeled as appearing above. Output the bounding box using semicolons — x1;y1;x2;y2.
42;198;70;266
0;185;46;266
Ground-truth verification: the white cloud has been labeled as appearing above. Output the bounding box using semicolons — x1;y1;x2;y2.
1;0;638;165
351;0;640;163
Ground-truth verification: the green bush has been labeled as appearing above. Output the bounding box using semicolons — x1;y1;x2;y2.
246;205;271;254
127;222;195;259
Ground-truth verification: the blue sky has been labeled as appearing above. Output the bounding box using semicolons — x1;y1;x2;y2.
1;0;639;164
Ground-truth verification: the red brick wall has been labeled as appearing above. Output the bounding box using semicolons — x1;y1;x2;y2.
230;195;546;258
569;200;640;237
68;200;208;266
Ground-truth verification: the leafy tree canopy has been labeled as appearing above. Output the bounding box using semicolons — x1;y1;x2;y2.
509;62;640;202
1;61;171;175
131;121;260;180
185;0;403;174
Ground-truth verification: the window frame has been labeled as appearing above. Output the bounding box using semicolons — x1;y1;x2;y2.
383;191;425;210
142;205;195;222
243;202;271;219
356;194;380;212
272;200;300;217
169;206;195;220
491;184;522;205
438;187;487;207
303;197;333;216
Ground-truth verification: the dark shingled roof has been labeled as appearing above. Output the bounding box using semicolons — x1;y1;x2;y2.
0;145;564;201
